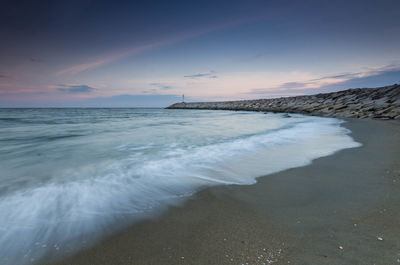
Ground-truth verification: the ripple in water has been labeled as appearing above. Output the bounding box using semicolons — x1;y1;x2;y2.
0;108;361;264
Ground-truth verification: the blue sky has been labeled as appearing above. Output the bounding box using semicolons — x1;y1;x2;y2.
0;0;399;107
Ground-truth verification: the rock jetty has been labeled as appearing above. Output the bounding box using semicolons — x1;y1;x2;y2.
167;84;400;120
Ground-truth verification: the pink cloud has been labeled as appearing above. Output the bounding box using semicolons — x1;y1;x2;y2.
56;41;173;75
56;16;267;76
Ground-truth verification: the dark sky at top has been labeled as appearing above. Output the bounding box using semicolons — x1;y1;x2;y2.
1;0;399;107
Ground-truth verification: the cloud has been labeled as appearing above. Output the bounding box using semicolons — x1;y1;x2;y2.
277;73;363;90
56;16;267;76
240;51;267;62
309;72;361;81
141;88;158;94
316;69;400;92
278;82;307;89
0;74;9;78
57;84;95;93
56;40;173;75
275;64;400;92
247;64;400;97
184;71;218;79
29;58;43;63
310;64;400;84
149;82;172;90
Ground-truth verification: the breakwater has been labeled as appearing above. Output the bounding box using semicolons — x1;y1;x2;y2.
167;84;400;119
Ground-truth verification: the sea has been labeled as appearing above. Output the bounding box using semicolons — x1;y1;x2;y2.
0;108;361;264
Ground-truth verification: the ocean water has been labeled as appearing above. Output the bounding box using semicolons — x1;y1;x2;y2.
0;108;361;264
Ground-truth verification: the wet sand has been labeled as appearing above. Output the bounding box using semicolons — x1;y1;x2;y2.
48;119;400;265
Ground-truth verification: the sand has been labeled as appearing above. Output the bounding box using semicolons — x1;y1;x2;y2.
47;119;400;265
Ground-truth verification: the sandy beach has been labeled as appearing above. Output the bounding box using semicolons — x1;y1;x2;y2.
47;118;400;265
3;1;400;264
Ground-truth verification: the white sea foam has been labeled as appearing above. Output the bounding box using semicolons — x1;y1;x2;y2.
0;109;361;264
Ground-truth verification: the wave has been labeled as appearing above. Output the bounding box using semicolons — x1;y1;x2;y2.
0;117;360;264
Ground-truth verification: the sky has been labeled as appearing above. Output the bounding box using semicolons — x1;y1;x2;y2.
1;0;400;107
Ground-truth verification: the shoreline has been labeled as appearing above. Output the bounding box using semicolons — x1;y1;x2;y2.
47;118;400;265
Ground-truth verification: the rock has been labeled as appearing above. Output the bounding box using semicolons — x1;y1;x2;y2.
167;84;400;120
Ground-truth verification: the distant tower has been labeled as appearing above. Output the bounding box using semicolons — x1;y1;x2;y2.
182;94;185;103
